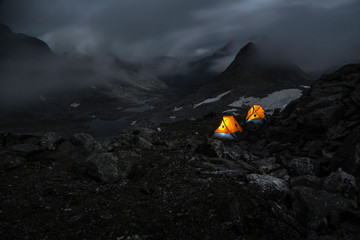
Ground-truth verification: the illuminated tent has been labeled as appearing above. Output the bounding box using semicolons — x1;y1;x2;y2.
245;105;268;124
212;116;244;140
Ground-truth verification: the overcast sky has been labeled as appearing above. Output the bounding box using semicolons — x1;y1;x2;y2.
1;0;359;73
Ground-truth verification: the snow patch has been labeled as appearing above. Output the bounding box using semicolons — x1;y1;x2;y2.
193;90;232;108
300;85;310;89
131;120;137;126
229;89;302;113
170;116;176;119
222;108;238;113
173;107;183;112
70;103;80;108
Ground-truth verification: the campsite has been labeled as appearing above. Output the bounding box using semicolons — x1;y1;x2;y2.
1;1;360;239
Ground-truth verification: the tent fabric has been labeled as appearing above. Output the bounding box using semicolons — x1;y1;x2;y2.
213;116;243;140
245;105;267;124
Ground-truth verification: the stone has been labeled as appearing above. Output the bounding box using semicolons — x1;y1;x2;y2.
302;140;322;157
326;121;356;142
135;136;153;150
331;127;360;175
290;175;321;188
0;151;26;171
285;157;315;176
0;132;6;146
86;151;140;182
269;200;307;236
10;143;42;156
350;84;360;106
41;132;62;151
300;103;345;130
71;133;103;153
136;127;157;139
214;196;244;234
207;138;226;158
270;168;290;181
57;141;77;155
247;174;289;193
252;157;279;173
323;168;357;199
185;138;202;149
292;186;356;225
307;218;328;234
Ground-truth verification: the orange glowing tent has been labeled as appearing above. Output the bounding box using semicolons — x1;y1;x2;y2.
212;116;244;140
245;105;268;124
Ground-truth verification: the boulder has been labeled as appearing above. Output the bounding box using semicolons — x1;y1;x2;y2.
291;186;357;226
185;138;202;150
299;102;345;130
350;84;360;106
134;136;153;150
71;133;103;154
252;157;279;173
0;151;26;171
247;174;289;193
0;132;5;146
134;127;157;139
326;121;357;142
270;168;290;181
214;196;244;234
285;157;315;176
269;200;307;236
290;175;321;188
57;141;78;155
86;151;140;182
307;218;328;235
331;127;360;175
103;134;154;151
323;168;358;199
196;139;225;158
207;138;226;158
40;132;63;151
10;143;42;156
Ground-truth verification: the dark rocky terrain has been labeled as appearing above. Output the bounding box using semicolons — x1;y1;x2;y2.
1;64;360;239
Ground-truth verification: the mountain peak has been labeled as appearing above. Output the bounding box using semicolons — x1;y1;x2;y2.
0;23;13;35
233;42;258;63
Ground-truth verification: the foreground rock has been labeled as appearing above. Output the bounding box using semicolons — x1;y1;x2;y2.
86;151;140;182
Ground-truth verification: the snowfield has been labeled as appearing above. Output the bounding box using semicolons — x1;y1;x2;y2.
70;103;80;108
229;89;302;112
193;90;232;108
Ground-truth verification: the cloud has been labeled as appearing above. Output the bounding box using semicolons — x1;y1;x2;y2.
0;0;359;72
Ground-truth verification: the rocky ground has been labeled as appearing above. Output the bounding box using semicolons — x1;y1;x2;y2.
1;64;360;239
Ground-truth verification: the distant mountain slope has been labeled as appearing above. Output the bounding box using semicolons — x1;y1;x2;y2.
0;23;52;62
211;42;309;94
0;23;167;108
141;42;311;122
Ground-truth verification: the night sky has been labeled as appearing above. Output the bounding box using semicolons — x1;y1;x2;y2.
1;0;359;72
